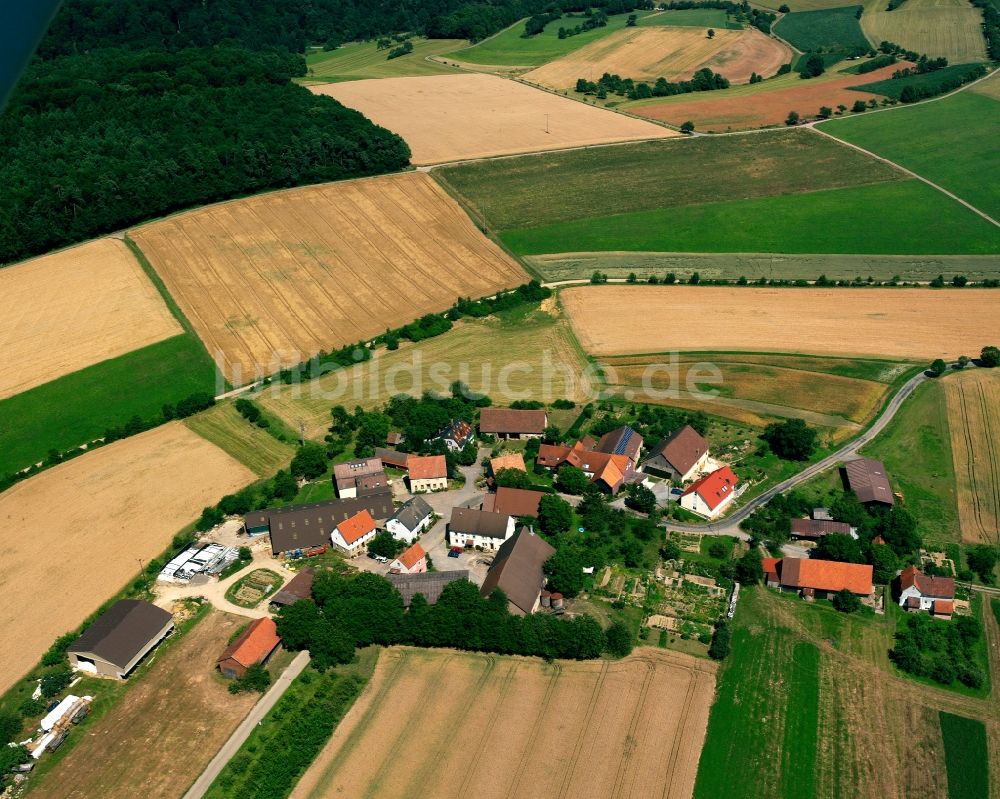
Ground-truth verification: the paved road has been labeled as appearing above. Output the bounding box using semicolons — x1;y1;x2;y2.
662;364;967;538
182;650;311;799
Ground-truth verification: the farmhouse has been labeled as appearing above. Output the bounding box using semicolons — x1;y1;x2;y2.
537;441;636;494
67;600;174;680
483;486;545;518
448;507;516;550
407;454;448;493
480;527;556;615
375;447;410;470
270;567;314;608
389;542;427;574
595;425;644;464
898;565;955;618
216;617;281;679
246;491;394;555
385;496;434;543
479;408;547;439
488;453;527;478
331;509;379;556
435;419;475;450
770;557;874;599
790;518;853;540
641;425;709;482
333;457;387;498
387;570;470;607
844;457;894;507
680;466;740;520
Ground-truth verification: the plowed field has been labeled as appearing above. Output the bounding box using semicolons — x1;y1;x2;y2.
312;74;676;165
0;423;254;695
291;646;716;799
523;27;791;89
0;238;180;399
131;172;527;385
561;285;1000;359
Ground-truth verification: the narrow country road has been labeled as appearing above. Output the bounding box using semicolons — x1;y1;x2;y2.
182;650;311;799
662;364;964;538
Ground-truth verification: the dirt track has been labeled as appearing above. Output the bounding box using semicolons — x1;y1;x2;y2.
0;424;254;695
290;646;716;799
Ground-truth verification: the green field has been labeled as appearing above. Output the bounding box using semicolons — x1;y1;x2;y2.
823;90;1000;219
449;10;661;66
773;6;871;54
434;131;901;231
500;181;1000;255
851;63;988;100
302;38;466;82
0;334;218;476
638;8;739;28
939;712;989;799
185;402;294;476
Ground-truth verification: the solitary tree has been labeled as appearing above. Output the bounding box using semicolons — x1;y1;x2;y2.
785;110;800;125
538;494;573;536
605;621;634;657
761;418;818;460
980;345;1000;367
852;99;867;112
708;620;731;659
818;105;833;118
707;28;715;38
929;358;947;377
680;120;695;134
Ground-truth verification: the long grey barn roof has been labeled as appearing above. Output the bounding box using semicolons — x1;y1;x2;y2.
68;600;172;670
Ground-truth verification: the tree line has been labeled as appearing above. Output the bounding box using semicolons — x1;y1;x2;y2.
576;67;730;99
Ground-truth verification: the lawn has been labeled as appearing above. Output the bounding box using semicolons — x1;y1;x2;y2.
302;38;465;82
773;6;871;55
433;130;901;231
939;712;989;799
850;63;988;100
822;89;1000;220
861;378;960;545
499;181;1000;255
185;402;294;476
0;333;218;476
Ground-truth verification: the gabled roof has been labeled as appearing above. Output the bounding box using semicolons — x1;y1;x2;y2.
68;600;172;670
395;542;426;571
790;518;852;538
375;447;409;469
249;492;394;554
333;457;383;484
762;557;780;582
450;507;513;538
480;527;555;614
387;496;433;533
438;419;474;446
387;570;470;606
844;457;894;505
535;443;629;492
336;509;377;544
407;454;447;480
595;426;643;462
488;487;545;518
933;600;954;615
900;565;955;599
643;425;708;475
217;618;280;669
779;557;873;595
479;408;546;435
681;466;738;511
490;453;527;474
270;568;314;606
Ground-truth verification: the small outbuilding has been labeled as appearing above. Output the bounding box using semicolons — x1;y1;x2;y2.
67;600;174;680
270;567;314;608
217;617;281;679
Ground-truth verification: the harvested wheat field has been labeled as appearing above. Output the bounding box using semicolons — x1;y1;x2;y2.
131;172;527;385
0;238;180;399
523;27;791;89
631;61;905;130
291;646;716;799
861;0;989;65
312;74;676;165
30;611;256;799
944;368;1000;546
561;286;1000;359
0;423;253;695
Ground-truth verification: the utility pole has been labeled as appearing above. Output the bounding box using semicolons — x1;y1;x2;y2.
137;558;146;593
545;113;550;134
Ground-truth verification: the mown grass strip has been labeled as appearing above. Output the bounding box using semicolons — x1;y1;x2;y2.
939;711;989;799
781;642;820;799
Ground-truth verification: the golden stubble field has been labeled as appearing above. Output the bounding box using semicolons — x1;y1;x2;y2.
0;423;254;695
131;172;527;385
944;368;1000;546
291;646;717;799
560;286;1000;359
0;238;180;399
312;73;676;165
523;27;792;89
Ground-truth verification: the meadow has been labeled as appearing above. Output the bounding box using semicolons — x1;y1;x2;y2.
185;402;295;476
0;334;218;476
499;181;1000;255
302;38;465;82
939;712;990;799
823;89;1000;219
772;6;871;55
851;63;989;99
860;0;989;64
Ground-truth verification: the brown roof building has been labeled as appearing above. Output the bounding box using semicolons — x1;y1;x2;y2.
536;441;634;494
843;458;894;506
480;527;556;615
641;425;709;482
448;507;516;550
375;448;409;470
488;453;527;477
67;600;174;680
387;570;470;606
270;568;314;607
483;487;546;518
333;457;386;497
789;518;853;540
595;426;643;463
479;408;547;439
898;565;955;615
217;617;281;679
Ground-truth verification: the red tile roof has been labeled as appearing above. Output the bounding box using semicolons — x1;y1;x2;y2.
933;600;954;615
396;542;426;571
489;487;545;518
217;618;280;669
780;558;873;595
490;453;527;474
681;466;739;511
763;557;780;582
336;509;377;544
479;408;546;435
407;454;447;480
900;565;954;598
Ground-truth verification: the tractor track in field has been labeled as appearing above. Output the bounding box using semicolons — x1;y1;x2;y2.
503;661;565;799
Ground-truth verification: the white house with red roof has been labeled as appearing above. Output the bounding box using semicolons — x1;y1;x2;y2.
330;509;378;556
680;466;739;519
389;542;427;575
898;565;955;618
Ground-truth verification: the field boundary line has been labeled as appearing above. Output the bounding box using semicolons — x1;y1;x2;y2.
554;659;613;799
608;659;656;799
454;660;521;796
503;660;564;799
974;380;1000;546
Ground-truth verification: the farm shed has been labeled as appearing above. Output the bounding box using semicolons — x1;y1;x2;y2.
448;507;516;551
386;570;471;607
270;567;314;608
773;557;873;599
216;617;281;679
333;457;386;499
480;527;556;615
641;425;709;482
407;454;448;493
479;408;547;439
789;518;853;540
843;457;894;506
375;447;410;470
385;496;434;543
483;487;546;518
680;466;739;520
67;600;174;680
